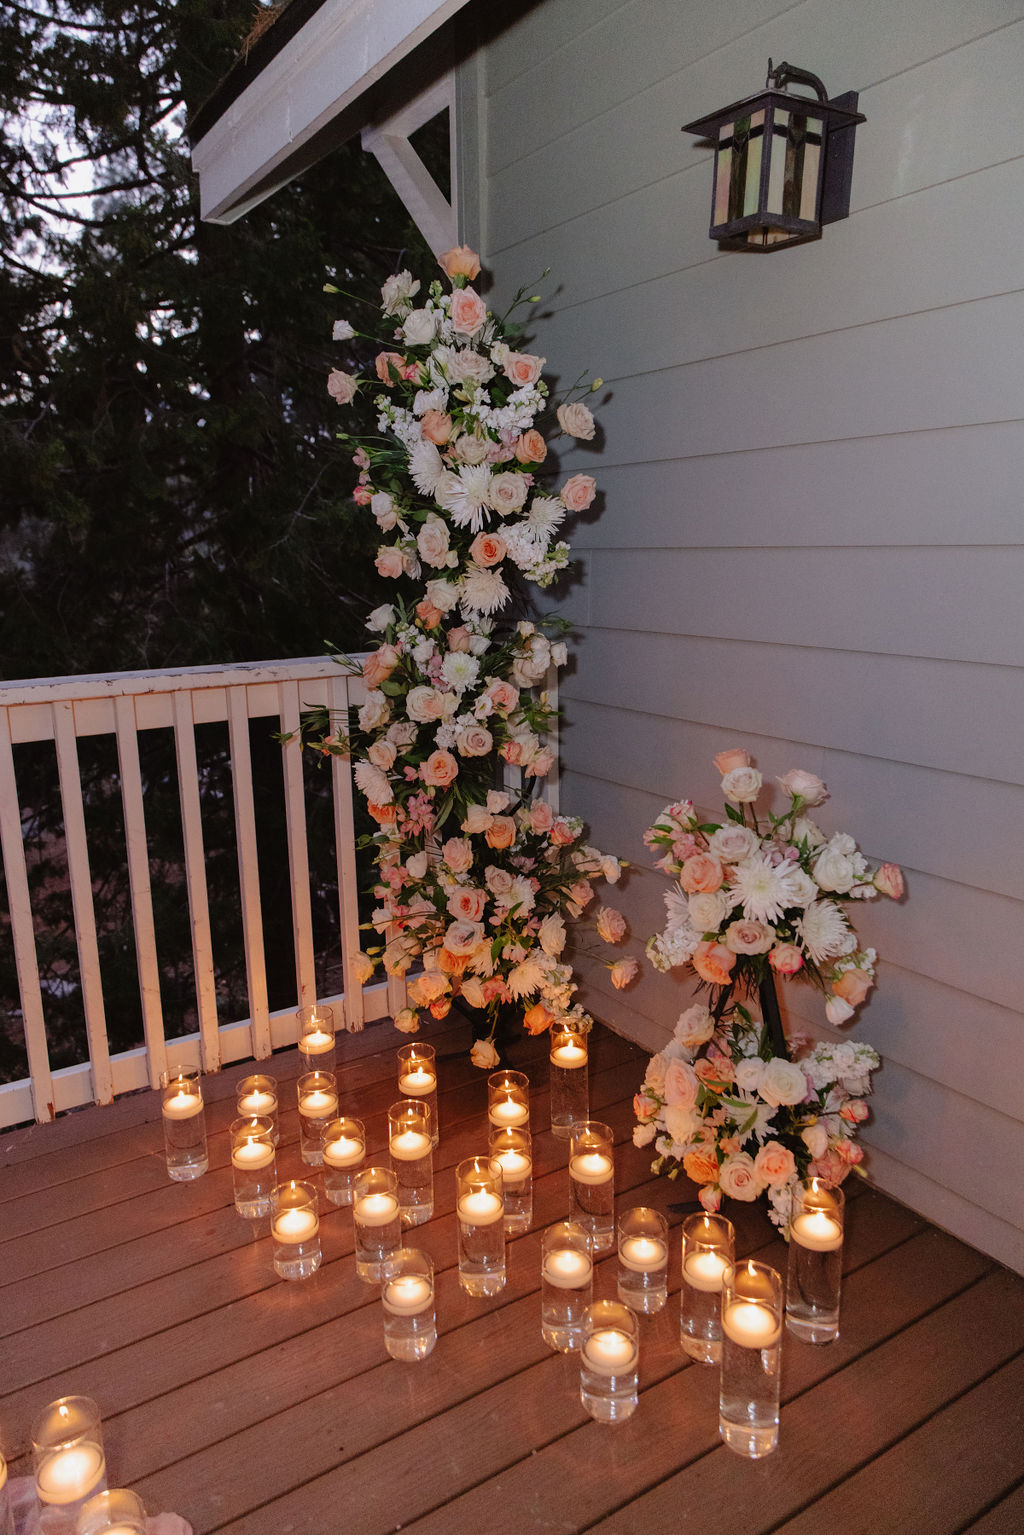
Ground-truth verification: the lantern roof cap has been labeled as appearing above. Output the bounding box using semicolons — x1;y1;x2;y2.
682;59;866;139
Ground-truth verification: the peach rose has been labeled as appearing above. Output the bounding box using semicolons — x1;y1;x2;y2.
450;287;487;336
485;816;517;849
362;643;399;689
438;244;481;280
439;948;470;976
429;996;452;1020
833;969;873;1007
596;906;628;944
556;401;596;440
663;1058;700;1110
718;1153;763;1202
839;1098;869;1124
447;886;486;923
875;862;905;899
446;625;472;652
678;854;725;894
769;943;805;975
528;800;554;833
375;546;405;580
421;750;459;787
415;598;442;629
724;919;773;955
421;410;453;444
469;531;507;567
524;1002;555;1035
482;678;519;713
549;818;576;847
367;739;397;771
375;351;405;384
456;724;493;758
503;351;545;387
609;957;639;990
559;473;597;511
808;1150;851;1184
489;472;529;515
754;1140;797;1187
683;1148;719;1185
712;748;751;774
692;940;736;986
634;1091;659;1122
327;368;357;404
514;429;547;464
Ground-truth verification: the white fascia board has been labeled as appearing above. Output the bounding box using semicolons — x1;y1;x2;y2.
191;0;472;224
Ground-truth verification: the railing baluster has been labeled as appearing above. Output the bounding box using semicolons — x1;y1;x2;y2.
172;690;221;1072
278;680;317;1011
227;684;271;1058
0;708;54;1122
329;672;366;1032
52;701;113;1105
113;694;167;1086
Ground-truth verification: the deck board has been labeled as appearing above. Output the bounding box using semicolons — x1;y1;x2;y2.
1;1015;1021;1535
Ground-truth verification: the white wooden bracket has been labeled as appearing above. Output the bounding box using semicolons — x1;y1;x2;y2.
361;72;457;256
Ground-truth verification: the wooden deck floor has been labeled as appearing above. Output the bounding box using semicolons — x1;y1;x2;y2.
2;1015;1022;1535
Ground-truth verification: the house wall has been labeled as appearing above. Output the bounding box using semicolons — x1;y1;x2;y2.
467;0;1024;1271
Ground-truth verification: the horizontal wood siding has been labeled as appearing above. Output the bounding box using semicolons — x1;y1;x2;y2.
474;0;1024;1269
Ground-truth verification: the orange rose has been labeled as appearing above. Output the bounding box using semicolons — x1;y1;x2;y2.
415;598;442;629
692;940;736;986
679;854;724;894
421;750;459;788
450;287;487;336
375;351;406;384
438;948;470;976
368;803;397;825
438;245;481;280
523;1002;554;1035
485;815;516;849
833;969;873;1007
683;1148;719;1185
713;748;751;774
429;996;452;1019
514;429;547;464
421;409;453;444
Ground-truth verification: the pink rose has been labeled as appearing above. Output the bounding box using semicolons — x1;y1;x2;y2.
808;1150;851;1184
754;1140;796;1187
692;940;736;986
549;818;576;847
531;749;555;778
634;1092;659;1122
421;410;453;444
698;1184;723;1214
375;545;405;579
445;919;485;956
777;768;828;806
456;724;493;758
489;473;529;515
609;957;639;990
375;351;405;384
875;862;905;899
327;368;357;404
485;816;517;849
596;906;628;943
839;1099;869;1124
678;854;724;894
352;483;372;506
514;430;547;464
832;969;873;1007
483;679;519;714
438;245;481;280
528;800;554;833
723;919;773;955
446;625;472;652
559;473;597;511
439;837;471;875
421;750;459;787
416;517;450;567
836;1139;865;1166
449;287;487;336
712;748;751;774
663;1058;700;1110
447;886;486;922
503;351;545;387
469;531;507;567
769;943;805;975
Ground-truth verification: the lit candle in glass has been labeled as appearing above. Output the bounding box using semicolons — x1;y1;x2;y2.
297;1069;339;1166
541;1220;593;1353
299;1004;336;1071
488;1124;533;1235
388;1099;434;1226
720;1260;784;1458
787;1177;845;1344
322;1115;366;1207
680;1211;735;1364
32;1396;107;1516
580;1301;640;1423
235;1074;279;1145
549;1027;589;1139
397;1042;439;1146
487;1069;530;1129
159;1068;207;1181
569;1121;616;1253
76;1487;148;1535
230;1116;276;1219
270;1181;321;1280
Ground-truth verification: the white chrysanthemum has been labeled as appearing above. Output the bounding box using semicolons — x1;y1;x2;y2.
795;900;857;964
409;439;444;496
438;464;493;531
353;760;393;804
664;887;692;928
461;563;510;615
525;497;566;536
441;651;481;693
507;958;544;998
730;854;793;925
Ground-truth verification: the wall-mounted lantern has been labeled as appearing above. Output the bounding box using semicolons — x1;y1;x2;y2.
682;59;866;251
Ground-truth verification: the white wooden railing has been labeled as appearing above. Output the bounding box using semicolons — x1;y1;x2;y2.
0;657;408;1128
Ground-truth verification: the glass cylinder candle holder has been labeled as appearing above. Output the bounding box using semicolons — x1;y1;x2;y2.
617;1206;669;1315
271;1181;321;1280
33;1396;107;1519
381;1247;436;1362
397;1043;438;1148
568;1120;615;1252
322;1116;366;1206
76;1488;148;1535
235;1074;279;1146
787;1177;845;1344
353;1167;402;1283
680;1211;735;1363
230;1116;277;1218
159;1068;207;1182
388;1099;434;1226
298;1003;337;1072
296;1069;339;1166
720;1259;784;1458
488;1125;533;1235
549;1025;589;1139
487;1069;530;1130
456;1156;506;1296
580;1300;640;1424
541;1220;593;1352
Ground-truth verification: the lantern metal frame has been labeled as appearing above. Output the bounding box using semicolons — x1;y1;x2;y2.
682;59;866;252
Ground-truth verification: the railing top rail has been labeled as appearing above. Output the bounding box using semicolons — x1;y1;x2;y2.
0;655;368;707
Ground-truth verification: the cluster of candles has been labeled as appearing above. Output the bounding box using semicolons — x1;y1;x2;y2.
157;1007;846;1457
5;1394;151;1533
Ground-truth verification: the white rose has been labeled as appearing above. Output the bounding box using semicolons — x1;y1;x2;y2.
358;692;390;732
381;270;420;315
405;851;429;880
781;866;819;908
814;845;857;893
366;603;395;632
663;1104;699;1144
721;767;763;804
393;1007;421;1034
633;1122;657;1148
801;1122;828;1159
688;889;732;932
718;1153;763;1202
470;1038;500;1069
792;817;826;849
758;1057;808;1107
403;308;436;346
417;515;450;567
707;823;760;863
424;578;460;613
371;491;398;531
734;1058;766;1092
673;1004;715;1051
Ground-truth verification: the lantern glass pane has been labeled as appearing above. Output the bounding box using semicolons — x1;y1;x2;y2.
714;122;733;227
799;135;822;221
743;109;765;217
766;109;787;215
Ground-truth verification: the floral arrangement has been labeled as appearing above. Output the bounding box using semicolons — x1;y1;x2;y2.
635;749;904;1224
304;246;635;1058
